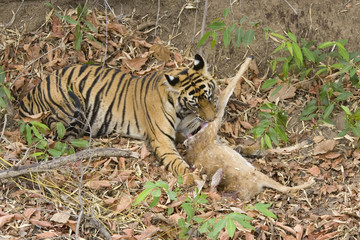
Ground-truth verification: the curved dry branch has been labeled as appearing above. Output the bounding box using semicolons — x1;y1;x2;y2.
0;148;139;179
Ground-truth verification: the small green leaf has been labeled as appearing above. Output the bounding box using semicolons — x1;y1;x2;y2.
336;42;349;61
181;202;194;219
56;122;66;139
239;16;247;24
331;63;344;69
323;103;334;120
318;41;335;49
70;139;89;148
286;42;293;56
264;134;273;149
167;207;174;216
198;31;211;47
261;78;278;90
315;67;328;76
335;92;353;102
155;180;169;191
25;124;32;145
270;32;287;41
37;139;48;150
272;42;286;54
0;66;5;84
0;98;5;108
212;218;227;237
226;218;236;238
341;105;351;115
235;27;243;48
292;42;303;67
31;152;45;157
149;196;159;207
133;188;153;205
223;28;231;48
208;21;226;31
210;31;217;49
63;15;78;25
274;125;287;142
268;127;279;146
243;30;254;47
32;126;43;140
75;24;83;50
84;20;97;33
231;214;254;230
302;47;315;62
287;32;297;42
199;221;210;233
48;148;62;158
45;2;54;8
254;202;277;219
30;121;50;131
152;188;161;198
223;8;230;17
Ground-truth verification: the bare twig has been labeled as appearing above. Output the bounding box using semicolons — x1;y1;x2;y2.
154;0;161;37
89;209;111;240
0;114;15;149
283;0;298;15
199;0;209;56
0;148;139;179
0;0;24;28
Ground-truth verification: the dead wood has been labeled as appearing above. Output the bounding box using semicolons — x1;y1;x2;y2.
0;148;139;179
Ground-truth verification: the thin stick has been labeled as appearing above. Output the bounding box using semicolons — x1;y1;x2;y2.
0;0;24;28
0;148;139;179
283;0;298;15
199;0;209;56
154;0;161;37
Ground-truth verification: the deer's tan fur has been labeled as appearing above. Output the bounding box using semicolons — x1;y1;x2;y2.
185;57;314;200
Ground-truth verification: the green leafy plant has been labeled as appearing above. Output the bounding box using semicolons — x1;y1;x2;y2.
339;105;360;147
265;31;359;127
250;102;288;149
46;2;100;50
134;178;277;239
0;66;13;110
20;121;88;160
198;8;255;49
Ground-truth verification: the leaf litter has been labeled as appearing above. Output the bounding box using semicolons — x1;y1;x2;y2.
0;3;359;240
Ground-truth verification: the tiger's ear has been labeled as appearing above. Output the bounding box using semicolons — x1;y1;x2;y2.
193;54;205;71
165;74;180;86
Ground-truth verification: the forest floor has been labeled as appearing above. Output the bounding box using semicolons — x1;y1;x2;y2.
0;1;360;239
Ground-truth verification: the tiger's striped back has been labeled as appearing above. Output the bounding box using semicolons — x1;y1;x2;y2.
19;54;217;178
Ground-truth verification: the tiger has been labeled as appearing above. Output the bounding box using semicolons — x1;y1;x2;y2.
19;54;217;179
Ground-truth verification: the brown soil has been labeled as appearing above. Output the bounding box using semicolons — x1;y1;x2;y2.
2;0;360;77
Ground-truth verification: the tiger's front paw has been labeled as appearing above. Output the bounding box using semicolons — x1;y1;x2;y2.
183;169;202;185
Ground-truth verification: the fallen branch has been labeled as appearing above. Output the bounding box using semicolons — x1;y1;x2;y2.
0;148;139;179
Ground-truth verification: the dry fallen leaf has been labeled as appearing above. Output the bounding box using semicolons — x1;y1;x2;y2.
107;22;127;35
34;232;58;239
150;43;171;62
23;208;37;219
313;139;338;155
122;56;148;71
84;180;112;190
140;143;150;160
307;165;321;176
268;83;296;102
50;212;70;224
0;214;15;228
30;219;52;228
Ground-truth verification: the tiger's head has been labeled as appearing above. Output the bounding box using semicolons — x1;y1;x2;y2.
164;54;217;122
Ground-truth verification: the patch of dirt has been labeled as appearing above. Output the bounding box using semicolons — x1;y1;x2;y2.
2;0;360;77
